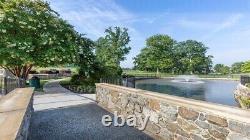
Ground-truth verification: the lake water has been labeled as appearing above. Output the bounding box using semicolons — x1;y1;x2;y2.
135;79;239;106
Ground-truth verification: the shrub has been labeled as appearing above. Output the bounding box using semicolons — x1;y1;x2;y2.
246;83;250;88
240;97;250;108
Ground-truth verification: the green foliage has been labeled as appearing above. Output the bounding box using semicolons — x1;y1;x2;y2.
246;83;250;88
231;62;244;73
240;97;250;108
95;26;131;77
242;61;250;73
60;78;95;94
214;64;230;75
174;40;213;74
0;0;81;79
134;36;212;74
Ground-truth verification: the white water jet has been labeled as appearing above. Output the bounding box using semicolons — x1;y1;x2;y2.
172;75;204;84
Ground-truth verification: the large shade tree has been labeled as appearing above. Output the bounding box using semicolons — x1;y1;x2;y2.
134;34;175;73
134;36;212;74
95;26;131;76
175;40;213;74
0;0;82;79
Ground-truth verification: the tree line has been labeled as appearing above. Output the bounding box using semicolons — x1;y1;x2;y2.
214;61;250;75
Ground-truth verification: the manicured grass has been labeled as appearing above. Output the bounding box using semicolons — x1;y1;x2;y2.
59;77;71;86
123;69;248;80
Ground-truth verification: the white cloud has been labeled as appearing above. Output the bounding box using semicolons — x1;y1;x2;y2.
201;14;244;41
48;0;138;39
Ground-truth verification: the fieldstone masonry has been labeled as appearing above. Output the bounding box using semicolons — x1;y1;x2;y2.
96;83;250;140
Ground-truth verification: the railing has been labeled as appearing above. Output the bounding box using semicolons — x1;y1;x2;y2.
100;75;159;88
241;75;250;86
0;76;25;95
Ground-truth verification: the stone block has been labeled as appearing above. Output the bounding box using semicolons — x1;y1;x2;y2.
206;115;228;127
177;118;201;134
149;99;160;111
145;122;161;134
190;133;203;140
228;133;249;140
195;120;210;129
208;129;227;140
178;107;199;121
176;128;190;138
229;120;250;137
159;128;174;140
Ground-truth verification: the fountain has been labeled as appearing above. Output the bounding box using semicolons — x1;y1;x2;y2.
171;75;204;84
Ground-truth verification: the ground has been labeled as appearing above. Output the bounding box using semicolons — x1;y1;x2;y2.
28;80;152;140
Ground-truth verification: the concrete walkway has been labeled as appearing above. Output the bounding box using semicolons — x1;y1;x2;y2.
29;80;153;140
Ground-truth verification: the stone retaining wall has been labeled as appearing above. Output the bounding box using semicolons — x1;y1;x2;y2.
234;84;250;109
96;83;250;140
0;88;34;140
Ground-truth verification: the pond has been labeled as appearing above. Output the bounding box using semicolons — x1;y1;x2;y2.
135;78;239;106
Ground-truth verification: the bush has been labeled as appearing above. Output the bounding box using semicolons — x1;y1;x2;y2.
246;83;250;88
240;97;250;108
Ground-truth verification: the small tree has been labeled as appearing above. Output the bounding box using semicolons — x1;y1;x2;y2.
0;0;80;79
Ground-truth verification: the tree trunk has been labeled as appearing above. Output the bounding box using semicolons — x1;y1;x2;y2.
3;65;33;87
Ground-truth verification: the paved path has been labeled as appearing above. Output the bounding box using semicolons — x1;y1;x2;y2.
29;80;153;140
33;80;96;111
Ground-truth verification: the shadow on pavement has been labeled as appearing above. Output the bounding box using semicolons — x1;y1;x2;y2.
29;103;153;140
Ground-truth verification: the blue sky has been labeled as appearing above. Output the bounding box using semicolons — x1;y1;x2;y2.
47;0;250;68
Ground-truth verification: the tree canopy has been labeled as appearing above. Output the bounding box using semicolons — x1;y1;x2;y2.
242;61;250;73
213;64;230;75
231;62;244;74
134;36;213;74
134;35;175;72
0;0;87;79
95;26;131;77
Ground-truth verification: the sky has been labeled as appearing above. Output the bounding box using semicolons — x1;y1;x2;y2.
47;0;250;68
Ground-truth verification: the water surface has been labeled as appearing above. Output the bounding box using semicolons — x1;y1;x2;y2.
135;79;238;106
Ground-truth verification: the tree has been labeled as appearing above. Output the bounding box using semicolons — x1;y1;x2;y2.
175;40;212;74
214;64;230;75
134;37;212;74
95;27;131;76
134;34;175;73
242;61;250;73
231;62;244;73
0;0;81;80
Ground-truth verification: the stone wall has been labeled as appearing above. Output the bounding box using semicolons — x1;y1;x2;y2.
234;84;250;109
0;88;34;140
96;83;250;140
